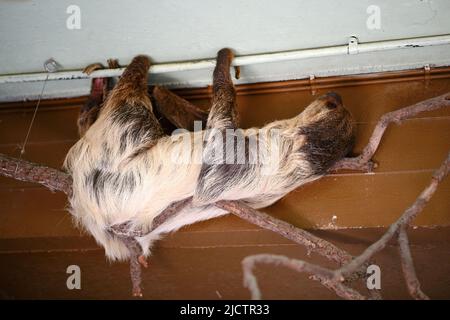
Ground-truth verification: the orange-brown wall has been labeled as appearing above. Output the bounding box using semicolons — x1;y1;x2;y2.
0;69;449;299
1;69;449;237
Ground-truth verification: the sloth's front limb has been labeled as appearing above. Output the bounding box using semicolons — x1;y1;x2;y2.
193;49;241;205
206;48;239;130
78;59;120;137
152;86;208;131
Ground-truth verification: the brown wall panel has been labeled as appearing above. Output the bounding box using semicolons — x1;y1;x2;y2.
1;116;448;179
1;167;448;239
1;227;449;299
0;108;80;145
267;170;450;229
234;79;450;129
0;73;449;237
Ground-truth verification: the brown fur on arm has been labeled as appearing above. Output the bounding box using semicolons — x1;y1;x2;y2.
104;56;152;110
207;48;238;129
78;59;120;137
100;55;165;148
152;86;208;131
78;78;105;136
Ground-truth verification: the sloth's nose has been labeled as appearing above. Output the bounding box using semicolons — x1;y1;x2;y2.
325;92;342;105
322;92;343;109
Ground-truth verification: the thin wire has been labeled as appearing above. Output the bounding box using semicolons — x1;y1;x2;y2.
19;74;49;157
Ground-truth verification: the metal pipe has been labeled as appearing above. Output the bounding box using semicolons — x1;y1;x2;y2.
1;34;449;84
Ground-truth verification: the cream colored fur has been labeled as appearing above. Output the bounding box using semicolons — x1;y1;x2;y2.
64;100;333;261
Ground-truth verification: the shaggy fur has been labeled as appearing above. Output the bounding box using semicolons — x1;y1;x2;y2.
64;49;355;261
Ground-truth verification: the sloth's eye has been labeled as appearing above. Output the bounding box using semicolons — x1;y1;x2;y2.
326;101;338;109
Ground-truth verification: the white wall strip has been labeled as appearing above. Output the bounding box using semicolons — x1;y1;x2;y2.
1;34;449;85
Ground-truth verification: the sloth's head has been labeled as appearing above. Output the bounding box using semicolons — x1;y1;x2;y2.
300;92;351;125
300;92;355;138
298;92;356;169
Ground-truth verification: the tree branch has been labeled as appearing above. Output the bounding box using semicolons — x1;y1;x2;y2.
397;226;430;300
216;201;352;265
334;152;450;280
0;154;72;196
330;92;450;172
242;254;366;300
243;152;449;300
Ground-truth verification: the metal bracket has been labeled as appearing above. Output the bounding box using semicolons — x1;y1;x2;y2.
348;36;359;55
423;64;431;88
309;74;317;96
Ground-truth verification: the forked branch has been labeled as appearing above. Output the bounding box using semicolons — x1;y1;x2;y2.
331;92;450;172
242;152;449;300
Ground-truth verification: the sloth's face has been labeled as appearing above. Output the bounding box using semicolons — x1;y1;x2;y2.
300;92;351;125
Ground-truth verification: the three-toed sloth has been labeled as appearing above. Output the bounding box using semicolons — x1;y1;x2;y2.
64;49;355;266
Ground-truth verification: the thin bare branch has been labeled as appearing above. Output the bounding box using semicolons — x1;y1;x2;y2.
331;92;450;172
0;153;72;195
334;151;450;280
330;158;376;172
242;254;366;300
216;200;381;299
242;152;449;300
216;200;352;265
109;197;194;237
310;275;368;300
398;226;430;300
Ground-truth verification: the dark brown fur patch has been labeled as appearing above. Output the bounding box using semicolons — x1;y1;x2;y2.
298;106;355;174
77;78;107;136
112;104;164;154
196;130;254;201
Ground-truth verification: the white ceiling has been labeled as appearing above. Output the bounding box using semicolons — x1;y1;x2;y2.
1;0;450;101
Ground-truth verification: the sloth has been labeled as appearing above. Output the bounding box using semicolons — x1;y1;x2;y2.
64;48;355;295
